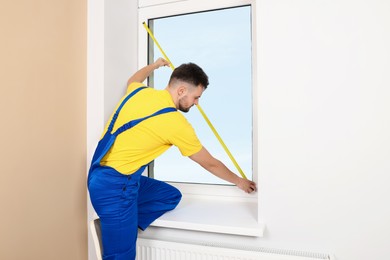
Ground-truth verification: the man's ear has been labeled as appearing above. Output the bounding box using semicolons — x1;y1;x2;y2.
177;85;187;97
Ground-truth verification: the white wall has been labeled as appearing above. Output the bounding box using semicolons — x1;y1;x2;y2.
104;0;139;120
89;0;390;259
257;0;390;259
87;1;138;259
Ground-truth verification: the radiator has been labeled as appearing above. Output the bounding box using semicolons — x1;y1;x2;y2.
136;238;332;260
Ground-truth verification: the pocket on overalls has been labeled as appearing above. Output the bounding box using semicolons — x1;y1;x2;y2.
121;175;139;204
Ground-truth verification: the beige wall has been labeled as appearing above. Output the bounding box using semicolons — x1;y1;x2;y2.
0;1;87;259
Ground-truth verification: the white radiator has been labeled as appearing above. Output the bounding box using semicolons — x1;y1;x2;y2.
136;238;332;260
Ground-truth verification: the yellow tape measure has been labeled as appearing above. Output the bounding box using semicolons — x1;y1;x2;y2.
142;22;247;179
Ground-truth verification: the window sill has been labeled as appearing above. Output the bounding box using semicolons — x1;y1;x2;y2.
150;194;264;237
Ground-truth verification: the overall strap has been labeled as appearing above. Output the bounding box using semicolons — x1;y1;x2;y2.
107;86;147;134
113;107;177;136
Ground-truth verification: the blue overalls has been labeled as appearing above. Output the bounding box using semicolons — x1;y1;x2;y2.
88;86;182;260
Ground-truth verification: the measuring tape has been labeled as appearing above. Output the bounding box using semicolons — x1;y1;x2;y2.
142;22;247;180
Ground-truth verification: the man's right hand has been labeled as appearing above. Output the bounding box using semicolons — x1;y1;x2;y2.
237;178;257;194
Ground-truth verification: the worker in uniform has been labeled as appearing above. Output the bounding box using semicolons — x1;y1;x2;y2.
88;58;257;260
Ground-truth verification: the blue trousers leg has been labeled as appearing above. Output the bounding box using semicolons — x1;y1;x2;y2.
89;167;140;260
137;176;182;230
88;167;182;260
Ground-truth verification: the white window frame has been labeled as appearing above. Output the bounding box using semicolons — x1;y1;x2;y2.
138;0;262;236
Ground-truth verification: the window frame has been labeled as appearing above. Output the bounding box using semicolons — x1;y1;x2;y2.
138;0;259;205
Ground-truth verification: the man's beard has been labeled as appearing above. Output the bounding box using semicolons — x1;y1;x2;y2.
178;98;191;113
178;104;190;113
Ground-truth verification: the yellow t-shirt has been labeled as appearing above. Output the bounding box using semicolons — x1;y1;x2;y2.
100;82;202;174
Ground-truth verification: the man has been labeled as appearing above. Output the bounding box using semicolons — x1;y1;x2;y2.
88;58;257;260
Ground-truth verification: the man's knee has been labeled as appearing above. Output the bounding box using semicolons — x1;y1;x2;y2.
170;185;182;206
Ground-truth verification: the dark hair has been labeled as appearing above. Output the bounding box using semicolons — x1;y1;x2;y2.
169;63;209;89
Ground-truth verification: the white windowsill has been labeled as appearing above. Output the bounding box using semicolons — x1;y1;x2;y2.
150;194;264;237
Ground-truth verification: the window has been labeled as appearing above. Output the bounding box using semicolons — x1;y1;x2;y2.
148;6;253;186
139;0;257;195
138;0;262;237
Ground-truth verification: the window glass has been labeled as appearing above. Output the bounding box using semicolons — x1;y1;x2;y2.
150;6;252;185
